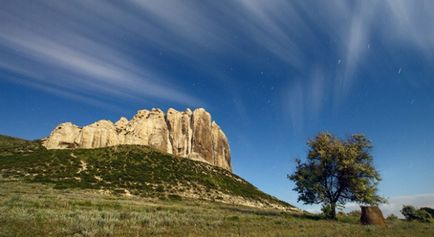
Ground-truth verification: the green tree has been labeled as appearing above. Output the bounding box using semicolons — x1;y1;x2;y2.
288;132;384;219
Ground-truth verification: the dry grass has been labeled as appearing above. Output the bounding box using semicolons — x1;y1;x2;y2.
0;180;433;237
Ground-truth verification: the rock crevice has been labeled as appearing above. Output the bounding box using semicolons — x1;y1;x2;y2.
43;108;232;171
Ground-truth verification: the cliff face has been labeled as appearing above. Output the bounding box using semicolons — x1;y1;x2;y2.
43;108;231;171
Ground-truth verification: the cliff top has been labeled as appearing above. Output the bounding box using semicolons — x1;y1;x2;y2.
43;108;232;171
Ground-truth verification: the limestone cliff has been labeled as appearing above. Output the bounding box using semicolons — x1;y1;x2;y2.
43;108;232;171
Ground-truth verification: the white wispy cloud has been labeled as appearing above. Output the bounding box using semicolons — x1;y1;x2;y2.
286;80;305;131
282;67;328;132
277;0;434;129
0;1;204;107
237;0;307;68
338;2;374;95
1;1;433;117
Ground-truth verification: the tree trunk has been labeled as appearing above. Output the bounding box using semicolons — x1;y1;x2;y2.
323;202;337;219
330;203;337;219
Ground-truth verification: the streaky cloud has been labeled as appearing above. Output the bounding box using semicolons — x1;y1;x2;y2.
0;1;204;107
1;0;434;120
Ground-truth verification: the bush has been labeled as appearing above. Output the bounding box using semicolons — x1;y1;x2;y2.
401;205;432;222
347;210;361;217
420;207;434;217
401;205;417;220
386;214;398;221
168;194;182;201
415;209;432;223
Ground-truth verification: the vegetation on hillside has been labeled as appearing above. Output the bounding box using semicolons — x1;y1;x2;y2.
0;135;292;209
0;135;42;155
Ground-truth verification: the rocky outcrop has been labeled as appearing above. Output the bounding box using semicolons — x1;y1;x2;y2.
43;108;232;171
360;206;386;226
42;122;81;149
211;122;231;170
166;108;193;158
76;120;119;148
122;109;173;154
191;109;214;164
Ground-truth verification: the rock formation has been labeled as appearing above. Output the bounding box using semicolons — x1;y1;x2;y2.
43;108;232;171
360;206;386;226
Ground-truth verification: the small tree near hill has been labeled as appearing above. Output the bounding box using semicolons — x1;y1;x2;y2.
288;132;384;219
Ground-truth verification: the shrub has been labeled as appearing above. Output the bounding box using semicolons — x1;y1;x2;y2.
347;210;361;217
227;215;240;221
386;214;398;221
168;194;182;201
401;205;417;220
401;205;432;222
415;209;432;223
420;207;434;218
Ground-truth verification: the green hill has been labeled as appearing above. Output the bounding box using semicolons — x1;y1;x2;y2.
0;135;295;211
0;134;43;154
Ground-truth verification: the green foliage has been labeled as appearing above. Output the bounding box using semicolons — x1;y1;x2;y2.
288;132;383;219
415;209;433;223
321;204;336;219
347;210;361;217
387;214;398;221
0;135;42;155
0;134;29;146
401;205;432;222
0;134;292;209
401;205;417;220
420;207;434;218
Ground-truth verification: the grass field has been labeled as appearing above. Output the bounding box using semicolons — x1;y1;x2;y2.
1;181;433;237
0;135;433;236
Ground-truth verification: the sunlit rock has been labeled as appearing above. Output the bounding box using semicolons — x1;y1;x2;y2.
43;108;232;171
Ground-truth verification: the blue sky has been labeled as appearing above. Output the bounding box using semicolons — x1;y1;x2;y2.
1;1;434;215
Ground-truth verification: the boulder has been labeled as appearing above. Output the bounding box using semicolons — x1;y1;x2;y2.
360;206;386;226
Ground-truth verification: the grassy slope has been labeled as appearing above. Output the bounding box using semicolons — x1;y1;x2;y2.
1;181;433;237
0;135;293;210
0;135;42;155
